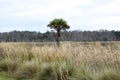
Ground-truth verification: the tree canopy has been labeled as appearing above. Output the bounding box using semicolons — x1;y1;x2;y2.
47;18;70;31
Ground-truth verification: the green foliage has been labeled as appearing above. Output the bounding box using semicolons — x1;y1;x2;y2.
35;62;93;80
47;18;70;31
0;48;6;60
5;59;19;73
0;58;19;73
113;31;120;40
54;61;75;80
0;58;18;72
77;67;93;80
15;60;39;79
96;69;120;80
0;72;15;80
47;18;70;38
0;60;7;72
35;63;56;80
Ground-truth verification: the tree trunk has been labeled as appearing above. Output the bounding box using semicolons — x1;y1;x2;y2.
56;30;60;47
56;36;60;47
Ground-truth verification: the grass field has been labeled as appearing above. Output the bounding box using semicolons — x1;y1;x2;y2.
0;42;120;80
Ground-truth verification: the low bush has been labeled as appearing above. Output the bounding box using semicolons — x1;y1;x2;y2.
0;60;7;72
15;60;39;79
35;63;56;80
35;62;93;80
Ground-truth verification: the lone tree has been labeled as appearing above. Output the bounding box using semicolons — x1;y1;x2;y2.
47;18;70;47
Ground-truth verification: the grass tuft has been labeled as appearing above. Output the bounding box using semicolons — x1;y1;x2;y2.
96;69;120;80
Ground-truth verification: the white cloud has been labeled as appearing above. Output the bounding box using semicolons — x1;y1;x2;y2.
0;0;120;32
92;0;120;16
91;16;120;24
15;0;87;17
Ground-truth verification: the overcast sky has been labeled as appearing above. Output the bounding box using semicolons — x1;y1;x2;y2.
0;0;120;32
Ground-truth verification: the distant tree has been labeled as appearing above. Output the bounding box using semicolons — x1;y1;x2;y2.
0;30;119;42
47;18;70;47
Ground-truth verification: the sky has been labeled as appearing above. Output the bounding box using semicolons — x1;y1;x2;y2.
0;0;120;32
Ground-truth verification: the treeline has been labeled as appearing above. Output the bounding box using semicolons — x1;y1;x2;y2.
0;30;120;42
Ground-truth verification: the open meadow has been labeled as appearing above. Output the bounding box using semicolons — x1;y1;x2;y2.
0;42;120;80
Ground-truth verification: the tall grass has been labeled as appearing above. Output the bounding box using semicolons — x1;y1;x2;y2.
0;42;120;80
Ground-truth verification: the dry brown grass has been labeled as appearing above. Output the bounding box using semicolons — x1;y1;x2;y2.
0;42;120;80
